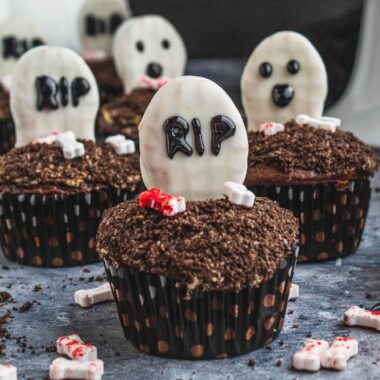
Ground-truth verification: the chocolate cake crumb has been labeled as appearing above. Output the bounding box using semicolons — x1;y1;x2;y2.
275;359;283;367
366;293;372;299
33;285;42;292
0;292;13;305
292;324;300;329
248;120;378;177
18;301;33;312
97;198;299;292
0;140;141;193
2;265;10;270
247;358;256;367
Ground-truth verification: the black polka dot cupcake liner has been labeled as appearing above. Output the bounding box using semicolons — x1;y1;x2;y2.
0;118;16;155
247;178;372;262
103;246;298;360
0;188;137;267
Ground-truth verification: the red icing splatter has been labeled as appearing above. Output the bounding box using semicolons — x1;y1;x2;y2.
139;188;184;216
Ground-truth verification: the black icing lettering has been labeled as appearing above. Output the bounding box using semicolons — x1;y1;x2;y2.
59;77;69;107
35;76;59;111
163;116;193;159
32;38;45;48
85;15;97;36
3;35;45;59
71;78;91;107
210;115;236;155
191;118;205;156
2;36;16;58
85;13;124;36
109;13;124;34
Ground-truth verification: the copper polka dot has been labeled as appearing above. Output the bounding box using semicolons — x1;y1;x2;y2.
16;247;24;259
20;228;28;239
174;326;183;339
315;231;325;243
245;326;255;340
122;314;129;327
327;203;336;214
263;294;276;308
206;323;214;336
331;224;338;234
2;246;9;256
231;305;239;318
126;292;133;304
66;232;74;243
347;226;356;236
47;215;55;226
299;213;305;224
216;353;228;359
342;211;351;221
264;337;273;345
133;320;141;332
211;297;222;310
353;238;359;249
340;194;347;205
359;217;365;229
191;344;204;358
279;300;285;312
356;208;364;219
264;316;275;330
278;281;286;294
35;237;40;248
52;257;64;267
139;345;149;353
4;234;12;244
185;309;197;322
285;282;292;295
71;251;83;262
78;221;87;232
247;301;254;315
300;234;306;246
297;255;308;263
116;289;124;302
145;316;156;328
351;196;360;206
224;328;236;340
317;251;329;260
48;237;59;248
159;306;169;319
88;237;96;249
335;241;344;253
89;208;98;218
157;340;169;353
32;256;42;267
278;317;285;331
313;209;323;221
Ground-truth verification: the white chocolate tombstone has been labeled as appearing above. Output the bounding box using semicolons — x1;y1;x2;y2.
113;15;187;94
10;46;99;146
241;31;328;131
0;18;46;83
139;76;248;201
78;0;131;59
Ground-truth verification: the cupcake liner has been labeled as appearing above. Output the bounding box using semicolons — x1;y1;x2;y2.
0;118;16;155
103;246;298;359
247;178;372;262
0;187;137;267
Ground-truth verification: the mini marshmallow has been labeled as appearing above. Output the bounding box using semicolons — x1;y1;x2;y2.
320;337;358;370
259;122;285;136
75;283;113;308
139;188;186;216
296;114;341;133
344;305;380;331
57;334;97;362
292;338;330;372
105;134;136;155
0;364;17;380
49;358;103;380
289;283;299;301
223;181;255;208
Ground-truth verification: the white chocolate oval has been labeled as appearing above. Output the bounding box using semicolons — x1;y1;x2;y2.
113;15;187;94
11;46;99;146
139;76;248;201
241;31;328;131
0;17;47;78
78;0;131;58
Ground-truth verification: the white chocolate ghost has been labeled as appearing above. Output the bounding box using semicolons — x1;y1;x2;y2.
241;31;328;131
139;76;248;201
11;46;99;146
0;17;46;81
113;15;187;94
78;0;131;59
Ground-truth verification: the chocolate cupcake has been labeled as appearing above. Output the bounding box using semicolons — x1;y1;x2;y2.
0;138;141;267
0;86;15;155
97;76;300;359
245;119;378;262
97;15;187;146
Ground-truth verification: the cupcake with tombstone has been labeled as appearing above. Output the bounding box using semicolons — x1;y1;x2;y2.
97;15;187;149
79;0;131;105
0;18;46;154
241;31;378;262
97;76;299;359
0;46;141;267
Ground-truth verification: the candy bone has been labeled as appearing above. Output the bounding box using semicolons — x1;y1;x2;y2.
105;134;136;155
344;305;380;331
296;114;341;132
75;283;113;308
223;181;255;208
289;283;299;301
49;357;103;380
320;337;358;370
139;188;186;216
57;334;97;362
0;364;17;380
259;122;285;136
292;338;330;372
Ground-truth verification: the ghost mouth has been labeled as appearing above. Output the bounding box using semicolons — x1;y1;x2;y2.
272;84;294;107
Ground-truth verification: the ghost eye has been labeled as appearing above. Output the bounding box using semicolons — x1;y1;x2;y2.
136;41;144;53
162;39;170;49
287;59;300;74
259;62;272;78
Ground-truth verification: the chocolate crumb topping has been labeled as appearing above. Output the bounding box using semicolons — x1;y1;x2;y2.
248;120;378;178
0;140;141;193
0;86;11;120
97;198;299;293
98;88;155;138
